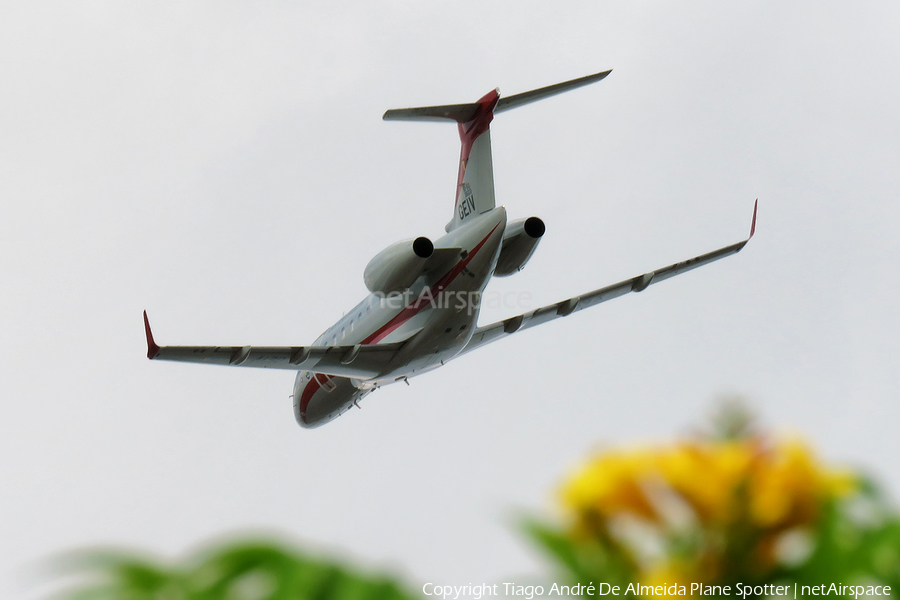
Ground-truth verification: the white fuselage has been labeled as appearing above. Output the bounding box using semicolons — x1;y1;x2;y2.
145;70;754;432
293;206;507;428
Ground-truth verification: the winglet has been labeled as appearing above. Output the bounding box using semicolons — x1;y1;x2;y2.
143;310;160;359
749;198;758;240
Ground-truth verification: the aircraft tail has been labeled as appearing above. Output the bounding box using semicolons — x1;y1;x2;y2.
383;69;611;231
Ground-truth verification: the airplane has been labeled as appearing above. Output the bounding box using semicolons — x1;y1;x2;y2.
143;69;757;429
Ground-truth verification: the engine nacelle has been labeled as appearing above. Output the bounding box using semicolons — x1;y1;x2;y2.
494;217;545;277
364;236;434;294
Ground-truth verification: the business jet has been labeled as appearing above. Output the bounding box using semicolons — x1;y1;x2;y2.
143;69;757;428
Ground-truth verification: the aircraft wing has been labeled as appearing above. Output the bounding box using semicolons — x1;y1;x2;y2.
142;312;401;379
460;201;757;356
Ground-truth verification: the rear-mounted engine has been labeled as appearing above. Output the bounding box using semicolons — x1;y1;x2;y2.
494;217;544;276
363;237;434;294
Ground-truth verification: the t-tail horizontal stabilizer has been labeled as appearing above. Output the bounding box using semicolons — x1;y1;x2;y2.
495;69;612;113
382;69;612;122
383;69;612;233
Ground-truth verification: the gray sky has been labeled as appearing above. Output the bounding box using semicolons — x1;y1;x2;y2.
2;1;899;597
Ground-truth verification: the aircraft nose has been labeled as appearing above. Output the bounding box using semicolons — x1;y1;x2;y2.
294;399;321;428
293;396;311;428
292;372;316;428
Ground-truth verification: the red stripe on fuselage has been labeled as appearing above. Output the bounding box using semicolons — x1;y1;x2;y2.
361;223;500;346
300;221;500;420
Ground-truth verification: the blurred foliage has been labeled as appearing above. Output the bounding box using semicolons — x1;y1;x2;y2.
48;538;419;600
524;405;900;596
44;405;900;599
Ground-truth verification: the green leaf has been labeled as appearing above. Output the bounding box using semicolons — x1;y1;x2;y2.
45;538;419;600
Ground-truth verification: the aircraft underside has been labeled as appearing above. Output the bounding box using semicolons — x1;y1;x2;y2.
143;68;756;430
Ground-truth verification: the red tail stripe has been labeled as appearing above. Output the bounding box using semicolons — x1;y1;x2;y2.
455;89;499;204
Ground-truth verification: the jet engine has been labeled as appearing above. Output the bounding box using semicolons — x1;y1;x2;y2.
494;217;545;277
364;236;434;294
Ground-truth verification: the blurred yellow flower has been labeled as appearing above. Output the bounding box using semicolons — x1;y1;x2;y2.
641;562;694;592
656;441;754;524
562;437;853;530
558;433;858;587
749;438;821;528
561;449;658;522
530;410;893;596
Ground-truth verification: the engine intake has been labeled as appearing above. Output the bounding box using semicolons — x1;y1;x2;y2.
412;236;434;258
523;216;545;238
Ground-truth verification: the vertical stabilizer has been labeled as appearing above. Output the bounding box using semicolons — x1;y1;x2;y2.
451;89;499;231
382;69;611;231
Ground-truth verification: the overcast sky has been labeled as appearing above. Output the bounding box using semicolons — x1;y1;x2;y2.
2;1;899;598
